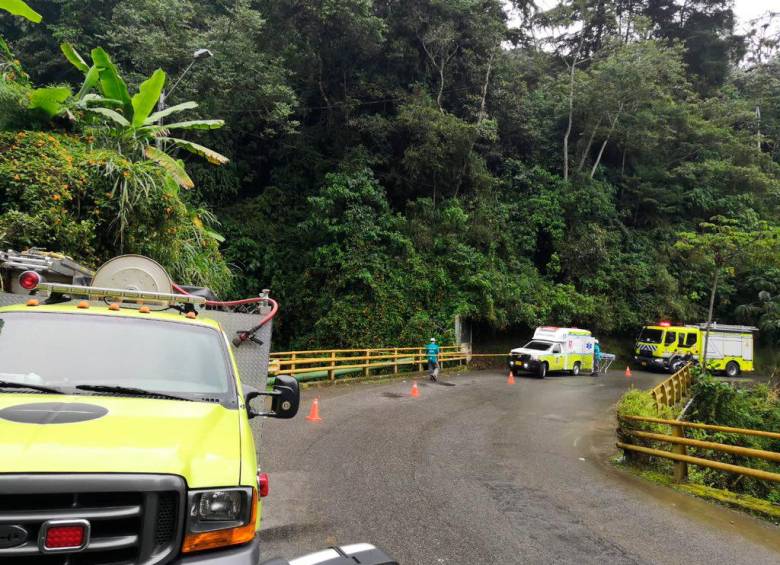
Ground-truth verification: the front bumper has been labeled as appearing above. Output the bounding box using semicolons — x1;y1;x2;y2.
508;357;540;373
633;355;667;370
174;537;260;565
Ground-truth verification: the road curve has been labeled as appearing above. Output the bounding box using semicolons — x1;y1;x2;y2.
256;369;780;564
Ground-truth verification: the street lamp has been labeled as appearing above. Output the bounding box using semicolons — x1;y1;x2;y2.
158;48;213;124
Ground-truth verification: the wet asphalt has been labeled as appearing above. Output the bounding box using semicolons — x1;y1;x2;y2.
255;369;780;564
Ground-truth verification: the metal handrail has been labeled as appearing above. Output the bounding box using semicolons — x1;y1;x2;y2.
616;442;780;483
269;345;470;382
271;345;461;357
649;364;694;411
618;415;780;483
619;414;780;440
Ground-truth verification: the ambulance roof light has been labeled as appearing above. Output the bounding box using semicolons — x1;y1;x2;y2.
658;321;671;327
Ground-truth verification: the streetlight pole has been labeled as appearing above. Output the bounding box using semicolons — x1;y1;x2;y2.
157;48;213;133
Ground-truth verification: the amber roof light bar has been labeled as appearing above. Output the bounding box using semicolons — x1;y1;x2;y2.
36;282;207;306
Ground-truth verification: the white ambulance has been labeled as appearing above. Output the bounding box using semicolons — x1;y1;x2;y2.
508;327;596;378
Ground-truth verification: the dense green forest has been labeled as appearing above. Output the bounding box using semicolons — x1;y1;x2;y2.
1;0;780;349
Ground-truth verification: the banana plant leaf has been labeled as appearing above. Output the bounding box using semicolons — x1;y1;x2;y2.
0;0;42;22
79;93;123;107
60;43;89;73
145;101;199;124
160;137;230;165
131;69;166;127
91;48;132;116
87;106;130;127
161;119;225;131
144;146;194;189
29;87;71;118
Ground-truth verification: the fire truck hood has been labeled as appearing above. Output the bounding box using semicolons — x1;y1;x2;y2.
0;394;241;488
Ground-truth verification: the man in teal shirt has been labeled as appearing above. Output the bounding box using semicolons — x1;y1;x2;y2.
426;338;440;381
593;339;602;375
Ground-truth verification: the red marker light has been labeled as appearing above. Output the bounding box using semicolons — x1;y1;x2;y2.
44;524;86;549
257;472;269;498
659;321;671;327
18;270;41;290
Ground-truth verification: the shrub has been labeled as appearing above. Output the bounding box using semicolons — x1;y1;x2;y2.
0;131;231;293
686;374;780;500
616;389;675;469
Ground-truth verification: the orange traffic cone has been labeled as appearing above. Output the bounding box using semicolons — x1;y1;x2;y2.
411;381;420;398
625;365;632;378
306;398;322;422
507;371;516;385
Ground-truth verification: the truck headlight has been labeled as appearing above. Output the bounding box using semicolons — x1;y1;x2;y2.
182;487;257;553
196;490;244;522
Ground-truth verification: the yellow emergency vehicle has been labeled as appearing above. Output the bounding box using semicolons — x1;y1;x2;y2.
0;255;299;564
634;322;757;377
508;327;596;378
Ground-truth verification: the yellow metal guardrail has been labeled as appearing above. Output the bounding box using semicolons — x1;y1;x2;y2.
618;415;780;483
650;364;694;411
269;346;469;382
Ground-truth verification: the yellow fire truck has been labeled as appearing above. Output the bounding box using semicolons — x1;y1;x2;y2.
0;253;303;564
633;322;757;377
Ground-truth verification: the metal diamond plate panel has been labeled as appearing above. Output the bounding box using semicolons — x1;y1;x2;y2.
0;293;30;308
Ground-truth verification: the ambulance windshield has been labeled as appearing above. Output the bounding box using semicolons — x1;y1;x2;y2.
524;341;552;351
638;327;664;344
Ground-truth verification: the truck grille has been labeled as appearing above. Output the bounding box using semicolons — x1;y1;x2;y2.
0;475;185;565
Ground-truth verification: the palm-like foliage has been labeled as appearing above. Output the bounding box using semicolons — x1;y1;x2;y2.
0;0;41;22
60;45;229;189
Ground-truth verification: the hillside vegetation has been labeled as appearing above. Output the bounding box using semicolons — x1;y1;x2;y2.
2;1;780;349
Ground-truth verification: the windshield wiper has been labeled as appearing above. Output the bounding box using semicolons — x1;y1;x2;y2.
75;385;191;402
0;380;65;394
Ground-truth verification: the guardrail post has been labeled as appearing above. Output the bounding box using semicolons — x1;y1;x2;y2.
393;348;398;374
418;348;424;372
328;351;336;382
364;349;370;377
672;423;688;482
291;353;296;377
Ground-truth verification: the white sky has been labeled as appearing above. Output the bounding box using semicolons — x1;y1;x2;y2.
508;1;779;32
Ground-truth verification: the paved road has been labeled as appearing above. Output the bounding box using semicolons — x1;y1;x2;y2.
256;370;780;564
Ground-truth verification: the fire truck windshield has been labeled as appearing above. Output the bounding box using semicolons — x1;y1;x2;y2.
0;312;234;403
638;327;664;344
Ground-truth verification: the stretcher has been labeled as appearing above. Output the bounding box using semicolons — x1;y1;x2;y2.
596;352;616;374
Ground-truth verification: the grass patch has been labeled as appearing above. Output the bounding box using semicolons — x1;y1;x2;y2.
613;458;780;524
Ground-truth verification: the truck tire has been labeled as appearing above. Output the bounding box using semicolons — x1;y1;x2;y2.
538;362;548;379
571;362;581;376
668;357;683;373
725;361;740;378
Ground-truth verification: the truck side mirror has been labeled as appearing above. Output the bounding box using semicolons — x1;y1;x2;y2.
246;375;300;420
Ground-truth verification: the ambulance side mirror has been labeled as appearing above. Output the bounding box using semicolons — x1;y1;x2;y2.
246;375;300;420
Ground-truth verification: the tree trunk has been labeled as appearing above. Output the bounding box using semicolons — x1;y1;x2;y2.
317;55;332;125
437;64;446;113
590;106;622;179
563;37;584;181
455;53;494;198
701;268;720;369
577;117;602;172
563;62;576;181
621;146;627;176
478;54;493;122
